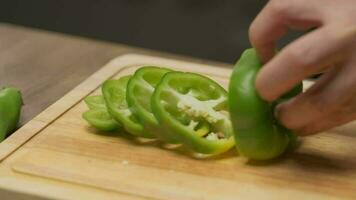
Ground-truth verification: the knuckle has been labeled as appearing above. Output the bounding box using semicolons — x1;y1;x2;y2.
268;0;291;18
284;47;313;71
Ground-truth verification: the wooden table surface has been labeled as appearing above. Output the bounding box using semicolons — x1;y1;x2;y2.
0;23;231;126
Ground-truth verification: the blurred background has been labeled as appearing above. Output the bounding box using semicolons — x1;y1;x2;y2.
1;0;299;63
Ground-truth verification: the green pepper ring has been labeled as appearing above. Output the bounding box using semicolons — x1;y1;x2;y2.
82;109;120;131
102;75;155;138
152;71;235;155
82;95;121;131
84;95;107;110
126;66;179;144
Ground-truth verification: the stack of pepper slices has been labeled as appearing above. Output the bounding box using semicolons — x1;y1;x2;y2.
83;49;303;160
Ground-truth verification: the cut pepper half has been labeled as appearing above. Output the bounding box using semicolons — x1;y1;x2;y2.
228;48;302;160
126;66;179;143
152;71;235;155
102;75;154;138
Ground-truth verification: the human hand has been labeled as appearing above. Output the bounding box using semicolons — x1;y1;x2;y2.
249;0;356;135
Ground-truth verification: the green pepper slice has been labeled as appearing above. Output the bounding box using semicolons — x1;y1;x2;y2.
152;71;235;155
126;66;178;143
82;109;120;131
228;48;302;160
82;95;120;131
84;95;107;110
0;87;23;141
102;75;154;138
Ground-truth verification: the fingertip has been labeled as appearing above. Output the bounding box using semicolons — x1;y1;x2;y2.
248;20;258;47
255;70;276;102
274;100;300;130
248;18;275;64
274;103;287;125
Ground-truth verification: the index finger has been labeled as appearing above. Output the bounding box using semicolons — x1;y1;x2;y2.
255;24;353;101
249;0;323;62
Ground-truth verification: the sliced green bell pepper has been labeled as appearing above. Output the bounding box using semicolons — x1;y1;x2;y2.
152;71;235;155
84;95;107;110
82;109;120;131
82;95;120;131
228;48;302;160
102;75;154;138
0;87;23;141
126;66;178;143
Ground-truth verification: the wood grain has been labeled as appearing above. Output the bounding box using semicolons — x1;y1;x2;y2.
0;54;355;200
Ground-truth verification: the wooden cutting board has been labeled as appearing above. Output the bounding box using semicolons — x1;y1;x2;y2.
0;54;355;200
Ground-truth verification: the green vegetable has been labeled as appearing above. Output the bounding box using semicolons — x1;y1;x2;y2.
152;72;235;155
228;48;302;160
0;87;23;141
126;66;178;143
82;109;120;131
82;95;120;131
84;95;107;110
102;75;154;138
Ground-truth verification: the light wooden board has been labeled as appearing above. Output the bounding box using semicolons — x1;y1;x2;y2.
0;54;355;200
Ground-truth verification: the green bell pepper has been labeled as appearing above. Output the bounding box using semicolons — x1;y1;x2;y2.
228;48;302;160
126;66;179;143
102;75;154;138
82;109;120;131
152;71;235;155
82;95;120;131
84;95;107;110
0;87;23;141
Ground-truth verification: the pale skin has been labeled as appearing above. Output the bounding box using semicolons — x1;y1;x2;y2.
249;0;356;136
